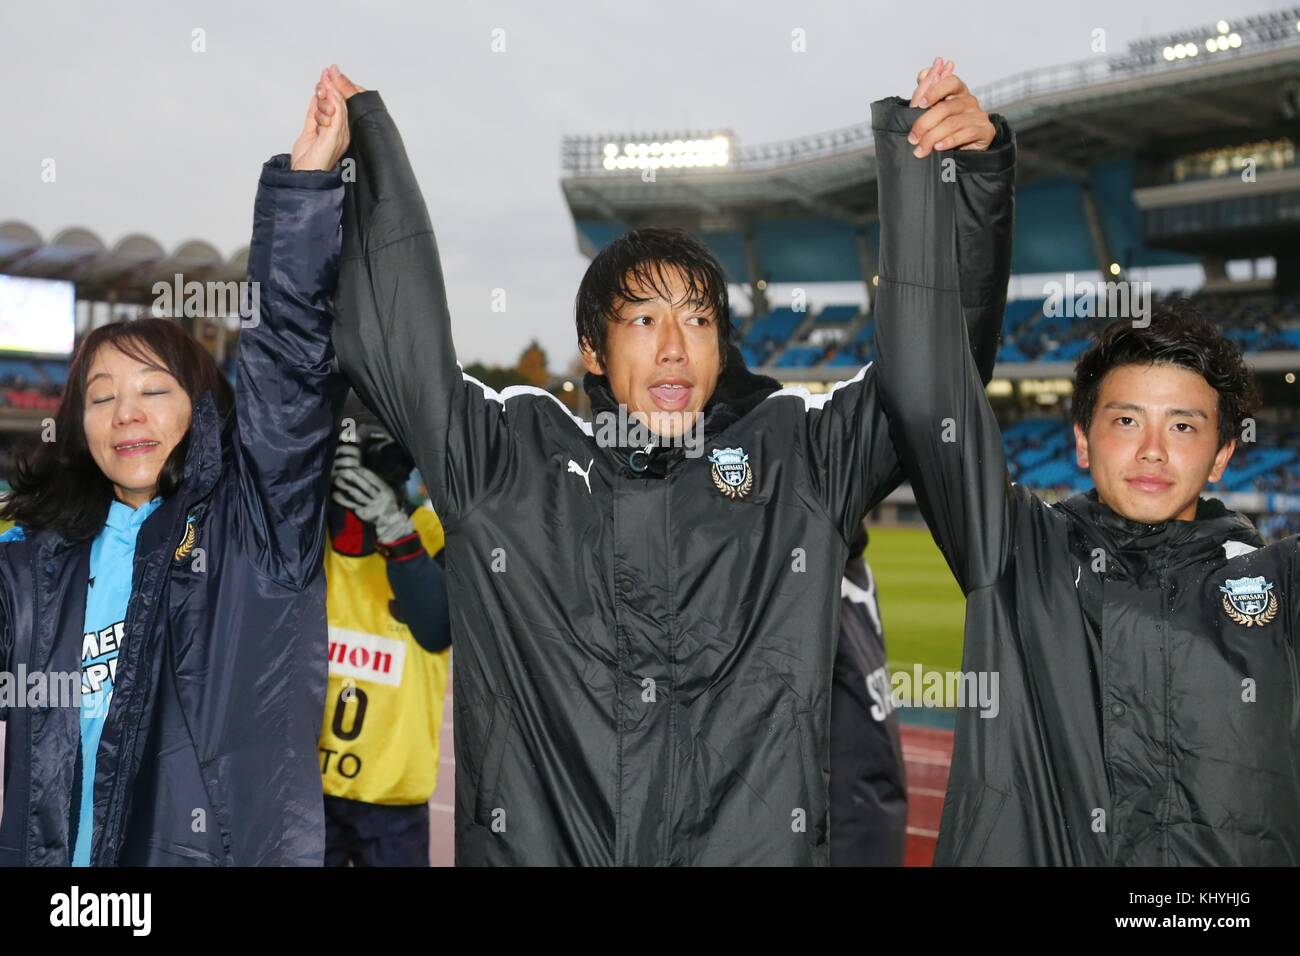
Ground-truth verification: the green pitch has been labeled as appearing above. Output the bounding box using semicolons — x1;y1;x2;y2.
867;526;967;676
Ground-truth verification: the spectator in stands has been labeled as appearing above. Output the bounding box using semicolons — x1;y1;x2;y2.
0;69;351;866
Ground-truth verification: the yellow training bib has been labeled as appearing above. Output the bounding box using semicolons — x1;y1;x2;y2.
319;506;450;805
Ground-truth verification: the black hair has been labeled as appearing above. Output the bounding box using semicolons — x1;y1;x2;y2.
574;227;733;373
1;318;235;542
1072;302;1259;449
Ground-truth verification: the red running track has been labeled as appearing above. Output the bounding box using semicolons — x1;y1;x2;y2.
899;724;954;867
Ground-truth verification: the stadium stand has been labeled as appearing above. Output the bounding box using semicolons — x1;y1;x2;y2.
738;303;871;368
731;289;1300;369
731;292;1300;505
813;304;859;326
741;306;804;365
997;289;1300;363
0;358;50;389
0;358;61;410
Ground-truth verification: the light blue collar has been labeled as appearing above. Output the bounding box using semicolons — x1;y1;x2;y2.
105;496;164;533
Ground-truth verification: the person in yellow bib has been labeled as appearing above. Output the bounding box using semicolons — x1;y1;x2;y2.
320;396;451;866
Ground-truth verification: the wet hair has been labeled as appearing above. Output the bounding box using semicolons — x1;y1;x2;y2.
1072;302;1259;449
574;227;733;373
1;318;234;542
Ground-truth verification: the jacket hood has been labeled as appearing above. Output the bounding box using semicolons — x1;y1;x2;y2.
582;343;781;475
1056;488;1264;566
185;389;227;499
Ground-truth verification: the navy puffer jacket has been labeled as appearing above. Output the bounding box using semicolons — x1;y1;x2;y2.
0;155;345;866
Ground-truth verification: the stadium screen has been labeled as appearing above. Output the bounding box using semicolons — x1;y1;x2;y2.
0;273;76;356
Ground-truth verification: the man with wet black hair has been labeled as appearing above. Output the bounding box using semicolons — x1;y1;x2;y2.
327;62;1015;865
874;134;1300;865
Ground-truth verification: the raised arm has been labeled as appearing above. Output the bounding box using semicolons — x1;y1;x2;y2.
804;71;1014;542
329;70;512;520
235;71;350;589
872;94;1018;593
905;61;1015;382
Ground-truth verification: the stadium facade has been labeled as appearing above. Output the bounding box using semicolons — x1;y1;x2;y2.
560;8;1300;531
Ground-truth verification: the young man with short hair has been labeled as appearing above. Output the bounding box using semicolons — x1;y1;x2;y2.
872;96;1300;863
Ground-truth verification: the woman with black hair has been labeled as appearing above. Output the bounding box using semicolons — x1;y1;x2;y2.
0;68;351;866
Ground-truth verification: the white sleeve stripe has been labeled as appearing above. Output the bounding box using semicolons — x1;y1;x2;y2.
458;365;595;437
764;362;872;412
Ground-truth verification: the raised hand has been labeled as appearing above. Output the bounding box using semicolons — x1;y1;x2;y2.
326;64;366;101
906;58;996;157
291;67;351;171
909;56;955;108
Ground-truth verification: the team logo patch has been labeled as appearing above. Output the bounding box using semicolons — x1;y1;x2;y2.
708;447;753;499
1219;576;1278;628
174;513;198;562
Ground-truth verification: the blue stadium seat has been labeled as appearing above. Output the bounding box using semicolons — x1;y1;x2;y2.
1017;459;1080;488
774;345;824;368
1044;339;1089;362
814;304;859;325
41;361;70;386
1275;328;1300;350
742;307;804;347
1017;433;1072;470
1003;298;1047;334
1218;449;1297;492
0;359;46;384
828;350;866;367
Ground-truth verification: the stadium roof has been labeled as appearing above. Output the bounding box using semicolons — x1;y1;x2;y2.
561;8;1300;281
0;220;248;305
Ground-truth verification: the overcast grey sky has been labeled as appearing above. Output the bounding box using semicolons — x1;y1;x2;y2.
0;0;1281;367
